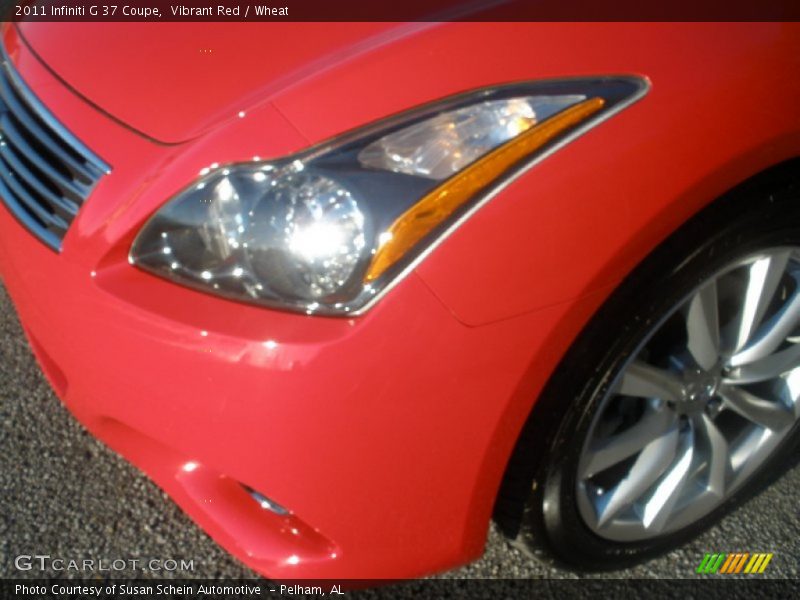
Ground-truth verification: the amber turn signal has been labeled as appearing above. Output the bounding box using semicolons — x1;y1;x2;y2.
364;97;606;282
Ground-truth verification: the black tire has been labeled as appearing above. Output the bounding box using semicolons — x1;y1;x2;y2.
494;160;800;570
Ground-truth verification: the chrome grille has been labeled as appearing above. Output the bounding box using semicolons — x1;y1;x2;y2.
0;47;109;251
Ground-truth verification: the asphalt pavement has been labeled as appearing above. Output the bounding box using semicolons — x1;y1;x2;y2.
1;282;798;584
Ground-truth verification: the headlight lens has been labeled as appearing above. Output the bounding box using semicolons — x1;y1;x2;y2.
131;77;647;315
357;95;586;180
131;166;367;305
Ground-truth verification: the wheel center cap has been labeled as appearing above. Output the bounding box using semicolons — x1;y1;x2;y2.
682;369;720;411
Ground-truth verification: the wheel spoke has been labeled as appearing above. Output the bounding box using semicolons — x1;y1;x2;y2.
719;385;794;431
619;361;686;403
725;342;800;384
641;426;694;531
582;409;676;478
692;413;730;496
730;275;800;368
782;369;800;415
730;252;791;354
686;280;720;370
596;422;679;527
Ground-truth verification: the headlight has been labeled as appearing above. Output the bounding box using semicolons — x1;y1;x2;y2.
131;77;647;315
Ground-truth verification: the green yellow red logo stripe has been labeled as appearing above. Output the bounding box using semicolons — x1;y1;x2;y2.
697;553;773;574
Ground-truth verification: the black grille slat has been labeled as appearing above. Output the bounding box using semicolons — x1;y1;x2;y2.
0;47;109;251
0;140;79;218
0;163;68;230
0;106;91;189
0;176;63;248
0;73;100;184
0;115;87;204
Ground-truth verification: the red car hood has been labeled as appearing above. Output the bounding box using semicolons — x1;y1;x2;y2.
15;22;418;144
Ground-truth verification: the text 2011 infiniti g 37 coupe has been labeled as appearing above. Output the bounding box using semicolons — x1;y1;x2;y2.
1;21;799;579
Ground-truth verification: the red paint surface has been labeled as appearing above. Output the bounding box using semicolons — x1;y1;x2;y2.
1;22;798;580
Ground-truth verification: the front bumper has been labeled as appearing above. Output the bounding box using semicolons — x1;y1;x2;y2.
0;27;604;581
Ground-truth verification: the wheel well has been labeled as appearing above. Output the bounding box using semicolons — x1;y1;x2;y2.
492;156;800;541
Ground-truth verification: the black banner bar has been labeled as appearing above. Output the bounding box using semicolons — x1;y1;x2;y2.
1;0;800;22
2;578;800;599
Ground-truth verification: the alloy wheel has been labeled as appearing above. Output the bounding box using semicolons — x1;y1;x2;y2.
577;247;800;542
